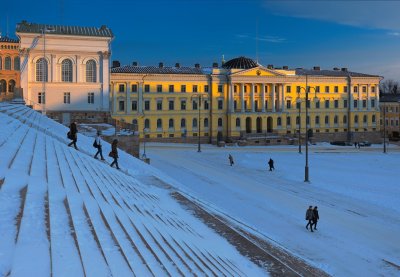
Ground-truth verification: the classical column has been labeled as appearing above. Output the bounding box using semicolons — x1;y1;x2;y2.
126;82;131;114
51;54;56;83
229;82;234;113
261;83;266;112
367;84;371;110
271;83;275;112
281;84;285;112
251;83;255;112
101;51;110;111
75;55;80;83
241;83;245;113
138;82;143;114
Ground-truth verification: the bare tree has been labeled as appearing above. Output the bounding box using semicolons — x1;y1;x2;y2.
380;79;399;95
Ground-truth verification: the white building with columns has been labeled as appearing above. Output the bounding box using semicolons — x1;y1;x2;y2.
16;21;113;124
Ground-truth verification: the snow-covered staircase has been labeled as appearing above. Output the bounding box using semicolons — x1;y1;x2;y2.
0;103;264;276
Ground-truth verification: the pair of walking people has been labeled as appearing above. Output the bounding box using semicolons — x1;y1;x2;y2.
305;206;319;232
94;131;120;170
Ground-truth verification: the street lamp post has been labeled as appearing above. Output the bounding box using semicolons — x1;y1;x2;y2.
297;97;302;154
142;127;147;158
40;26;55;115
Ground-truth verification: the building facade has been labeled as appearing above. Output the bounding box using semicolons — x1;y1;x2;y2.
380;94;400;140
16;21;113;124
0;36;20;101
111;57;382;143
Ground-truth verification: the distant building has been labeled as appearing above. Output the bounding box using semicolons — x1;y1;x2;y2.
0;36;20;101
16;21;113;124
380;94;400;140
110;56;382;143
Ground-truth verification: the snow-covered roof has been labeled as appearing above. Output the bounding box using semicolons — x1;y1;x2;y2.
0;103;264;276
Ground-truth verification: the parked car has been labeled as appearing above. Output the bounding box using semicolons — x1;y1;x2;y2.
330;141;352;146
358;141;371;147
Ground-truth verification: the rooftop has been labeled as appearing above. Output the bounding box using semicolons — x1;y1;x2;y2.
0;36;19;43
295;68;380;78
222;56;259;70
111;65;205;75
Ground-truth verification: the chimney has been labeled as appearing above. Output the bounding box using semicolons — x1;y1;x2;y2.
333;67;340;71
112;60;120;68
313;66;320;71
212;62;218;68
283;65;288;70
195;63;200;68
341;67;348;72
159;62;164;68
267;64;273;69
175;63;180;68
132;61;138;66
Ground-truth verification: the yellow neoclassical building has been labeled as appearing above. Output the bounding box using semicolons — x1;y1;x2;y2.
110;57;382;144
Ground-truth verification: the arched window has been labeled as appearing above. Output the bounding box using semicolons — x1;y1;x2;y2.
181;118;186;128
372;115;376;123
218;118;223;127
61;59;73;82
169;119;174;128
315;116;320;125
204;118;209;128
236;118;240;127
86;59;97;82
36;58;48;82
277;117;282;126
157;119;162;129
354;115;359;123
4;56;11;70
0;80;6;93
192;118;198;128
325;116;329;124
0;57;2;70
286;117;291;126
14;57;20;71
363;115;368;123
144;119;150;129
8;80;16;92
343;115;347;124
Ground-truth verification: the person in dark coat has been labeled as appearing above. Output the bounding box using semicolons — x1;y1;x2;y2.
94;131;105;160
228;154;234;166
312;206;319;230
305;205;314;232
268;158;275;171
109;139;120;169
68;122;78;150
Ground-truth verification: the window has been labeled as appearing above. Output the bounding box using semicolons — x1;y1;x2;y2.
36;58;48;82
157;85;162;93
118;84;125;92
363;100;367;108
218;85;223;93
88;92;94;104
344;86;348;93
132;84;138;92
325;100;329;108
362;86;367;93
315;86;320;93
372;115;376;123
144;119;150;129
204;85;209;92
193;100;198;110
14;57;20;71
277;117;282;126
204;118;209;128
204;100;209;110
354;115;359;123
218;100;223;110
334;86;338;93
344;100;348;108
244;86;247;93
157;119;162;129
343;115;347;124
234;100;237;110
38;92;45;104
287;117;291;126
296;102;300;109
4;56;11;70
254;86;258;93
315;116;320;125
296;86;301;93
86;60;96;82
132;101;137;111
354;100;358;108
354;86;358;93
118;100;125;111
371;86;376;93
265;85;269;92
306;116;310;125
316;100;320;109
234;86;237;93
371;99;375;108
218;118;223;127
181;100;186;110
61;59;73;82
236;118;240;127
325;86;329;93
144;84;150;93
157;100;163;111
325;116;329;124
181;85;186;92
254;100;258;110
181;118;186;128
244;101;248;110
64;92;71;104
296;116;300;125
192;118;198;128
306;100;311;108
169;100;174;110
265;100;268;109
363;115;368;123
8;80;15;92
286;86;291;93
193;85;198;93
169;85;174;93
169;119;174;128
286;100;291;109
334;115;338;124
334;100;339;108
144;100;150;110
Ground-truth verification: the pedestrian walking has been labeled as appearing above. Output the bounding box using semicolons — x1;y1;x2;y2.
305;205;314;232
67;122;78;150
93;131;105;160
268;158;275;171
109;139;120;169
354;142;358;148
312;206;319;230
228;154;234;166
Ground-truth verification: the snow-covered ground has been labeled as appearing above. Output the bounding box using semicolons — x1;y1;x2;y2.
143;142;400;276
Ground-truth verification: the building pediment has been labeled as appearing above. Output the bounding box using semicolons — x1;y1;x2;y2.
230;66;285;77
